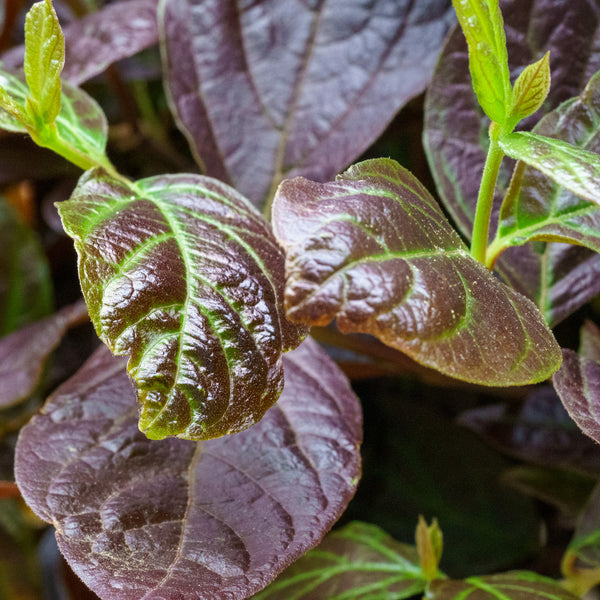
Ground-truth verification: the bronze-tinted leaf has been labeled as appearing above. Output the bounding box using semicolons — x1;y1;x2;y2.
15;338;362;600
160;0;454;206
255;521;426;600
429;572;578;600
57;168;306;440
0;300;88;409
273;158;561;386
424;0;600;325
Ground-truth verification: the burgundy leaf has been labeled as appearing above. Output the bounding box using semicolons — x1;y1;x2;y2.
15;337;361;600
57;168;307;440
0;300;89;409
1;0;159;85
273;158;561;386
160;0;454;207
424;0;600;326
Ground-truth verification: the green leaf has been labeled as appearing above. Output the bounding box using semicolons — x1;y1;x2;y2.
0;67;109;170
429;572;578;600
273;158;561;387
57;168;306;440
254;522;428;600
499;131;600;206
508;51;551;128
451;0;511;124
416;516;444;581
23;0;64;125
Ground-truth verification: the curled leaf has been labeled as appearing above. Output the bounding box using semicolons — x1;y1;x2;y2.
15;339;362;600
273;158;561;386
57;168;306;440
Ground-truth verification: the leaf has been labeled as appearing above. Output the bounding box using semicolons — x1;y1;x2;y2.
565;482;600;571
508;51;551;127
15;338;362;600
458;386;600;476
0;300;88;409
273;158;561;387
23;0;64;125
580;321;600;362
0;197;53;336
0;67;109;167
451;0;511;124
429;572;578;600
160;0;454;207
424;0;600;325
57;168;306;440
254;522;427;600
499;132;600;205
491;70;600;269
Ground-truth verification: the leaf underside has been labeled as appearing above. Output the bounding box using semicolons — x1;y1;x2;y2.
57;168;306;440
160;0;455;206
15;338;362;600
255;521;426;600
272;158;561;387
424;0;600;326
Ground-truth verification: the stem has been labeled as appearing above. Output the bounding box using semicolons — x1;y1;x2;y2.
470;122;505;264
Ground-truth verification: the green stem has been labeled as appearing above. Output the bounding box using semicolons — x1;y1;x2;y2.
470;122;505;264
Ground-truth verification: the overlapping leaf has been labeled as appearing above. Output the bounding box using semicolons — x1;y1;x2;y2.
160;0;454;207
0;300;88;409
1;0;159;86
57;168;306;440
15;339;362;600
491;71;600;266
0;198;52;336
273;158;560;386
429;572;578;600
255;521;427;600
553;322;600;446
424;0;600;325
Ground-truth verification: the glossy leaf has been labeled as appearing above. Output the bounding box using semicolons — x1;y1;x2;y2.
273;158;561;386
508;51;551;127
429;572;578;600
458;386;600;476
1;0;159;86
23;0;64;125
553;324;600;446
254;522;427;600
15;338;362;600
160;0;454;207
499;132;600;205
451;0;510;124
491;70;600;268
0;198;53;336
57;168;306;440
0;300;88;409
424;0;600;325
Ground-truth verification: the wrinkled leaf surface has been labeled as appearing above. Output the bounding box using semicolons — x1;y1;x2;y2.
0;300;88;409
160;0;454;206
424;0;600;325
255;521;426;600
429;572;578;600
15;338;362;600
57;168;306;440
273;158;560;386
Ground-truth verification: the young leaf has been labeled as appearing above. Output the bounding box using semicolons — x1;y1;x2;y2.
15;339;362;600
57;168;307;440
0;300;88;409
23;0;64;125
0;197;53;336
451;0;511;124
490;70;600;269
507;51;551;127
160;0;454;207
416;516;444;581
499;132;600;206
254;522;427;600
273;158;561;387
429;572;578;600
